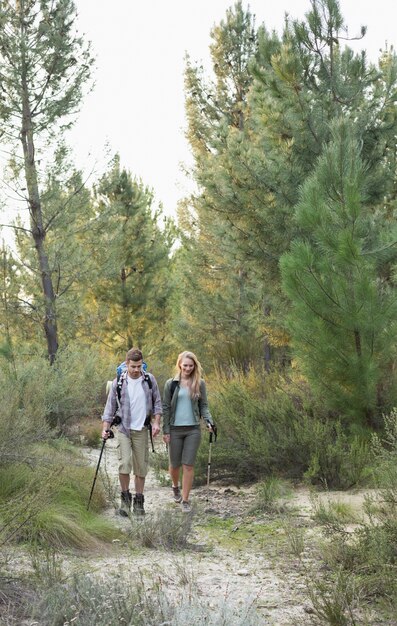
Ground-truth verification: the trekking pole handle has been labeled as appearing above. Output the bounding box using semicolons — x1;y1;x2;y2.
206;422;217;443
101;428;114;440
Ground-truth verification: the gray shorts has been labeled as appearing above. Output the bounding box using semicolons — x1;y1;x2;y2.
169;426;201;468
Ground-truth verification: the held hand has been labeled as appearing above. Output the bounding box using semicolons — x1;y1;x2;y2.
151;423;160;437
101;424;114;440
205;420;218;440
101;429;110;440
163;434;170;444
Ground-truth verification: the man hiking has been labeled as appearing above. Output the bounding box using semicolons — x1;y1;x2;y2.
101;347;162;516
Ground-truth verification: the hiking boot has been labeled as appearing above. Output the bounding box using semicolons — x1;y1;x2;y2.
119;490;131;517
172;485;182;503
181;500;191;513
133;493;145;516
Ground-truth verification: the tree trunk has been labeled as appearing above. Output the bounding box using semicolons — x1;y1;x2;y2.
20;13;58;364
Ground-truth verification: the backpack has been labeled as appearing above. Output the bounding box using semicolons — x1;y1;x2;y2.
116;360;147;378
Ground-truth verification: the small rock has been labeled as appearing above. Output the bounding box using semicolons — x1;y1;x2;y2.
236;569;250;576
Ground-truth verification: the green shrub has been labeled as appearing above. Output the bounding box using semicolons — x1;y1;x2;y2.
194;367;370;487
150;449;171;486
307;567;363;626
78;418;102;447
129;507;194;550
308;410;397;623
303;425;371;489
250;477;292;514
0;345;111;439
0;443;117;549
310;496;358;526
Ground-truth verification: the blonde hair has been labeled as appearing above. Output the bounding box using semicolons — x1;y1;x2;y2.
174;351;202;399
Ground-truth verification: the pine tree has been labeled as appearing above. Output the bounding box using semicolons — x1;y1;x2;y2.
0;0;93;362
280;120;397;425
182;0;397;371
12;146;95;347
87;156;174;357
180;1;263;369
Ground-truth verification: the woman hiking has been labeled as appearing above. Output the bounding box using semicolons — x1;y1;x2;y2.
162;351;214;513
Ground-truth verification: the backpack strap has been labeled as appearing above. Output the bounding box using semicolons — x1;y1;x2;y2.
170;379;178;400
144;373;155;452
114;370;126;419
116;369;126;403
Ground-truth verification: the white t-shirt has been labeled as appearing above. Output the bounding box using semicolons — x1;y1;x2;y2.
127;376;147;430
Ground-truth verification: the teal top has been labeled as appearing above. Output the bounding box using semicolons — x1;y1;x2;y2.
162;377;213;435
174;386;196;426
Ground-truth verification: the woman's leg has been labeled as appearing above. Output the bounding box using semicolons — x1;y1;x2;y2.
169;465;181;488
181;464;194;502
169;428;184;488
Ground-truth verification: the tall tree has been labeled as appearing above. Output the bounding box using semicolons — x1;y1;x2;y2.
0;0;93;362
180;1;262;369
87;156;174;357
280;121;397;426
12;146;95;347
182;0;397;371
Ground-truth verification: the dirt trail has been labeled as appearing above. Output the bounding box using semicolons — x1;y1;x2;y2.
81;438;373;625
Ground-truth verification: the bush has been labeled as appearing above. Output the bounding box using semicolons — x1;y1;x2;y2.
308;410;397;623
250;477;292;514
78;417;102;447
129;507;194;550
0;345;112;440
0;441;118;549
27;570;263;626
194;367;371;487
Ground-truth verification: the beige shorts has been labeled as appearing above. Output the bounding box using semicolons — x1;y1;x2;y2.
117;429;149;477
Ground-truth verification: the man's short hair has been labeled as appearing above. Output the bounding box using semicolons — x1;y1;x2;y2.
126;347;143;362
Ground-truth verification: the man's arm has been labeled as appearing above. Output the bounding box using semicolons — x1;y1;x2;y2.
151;412;161;437
101;379;117;439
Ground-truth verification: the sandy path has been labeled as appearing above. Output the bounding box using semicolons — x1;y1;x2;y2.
82;438;324;625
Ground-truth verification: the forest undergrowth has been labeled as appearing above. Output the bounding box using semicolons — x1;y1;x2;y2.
1;417;397;626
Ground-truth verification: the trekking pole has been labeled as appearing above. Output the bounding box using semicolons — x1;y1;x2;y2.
87;422;116;510
206;423;217;503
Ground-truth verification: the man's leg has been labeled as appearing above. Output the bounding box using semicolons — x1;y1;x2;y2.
134;475;145;493
117;431;133;516
119;473;130;492
131;429;149;515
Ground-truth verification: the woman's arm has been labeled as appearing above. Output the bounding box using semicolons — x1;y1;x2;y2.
199;380;214;424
